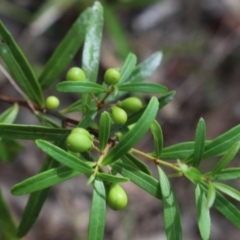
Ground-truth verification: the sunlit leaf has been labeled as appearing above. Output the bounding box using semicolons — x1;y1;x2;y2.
150;120;163;158
158;167;182;240
0;104;19;124
195;184;211;240
212;168;240;181
207;182;216;209
192;118;206;168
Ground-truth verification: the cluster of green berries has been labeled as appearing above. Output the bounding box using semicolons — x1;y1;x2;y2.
66;127;93;153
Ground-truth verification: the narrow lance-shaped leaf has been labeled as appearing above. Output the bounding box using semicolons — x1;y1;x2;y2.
121;152;152;175
101;96;159;166
0;21;43;106
0;103;19;123
82;2;103;83
118;53;137;85
158;167;182;240
99;111;111;151
112;162;161;199
57;81;106;93
158;91;176;110
195;184;211;240
36;139;92;174
203;124;240;159
128;51;163;82
212;168;240;181
150;120;163;158
0;124;70;140
0;188;19;240
96;172;129;183
199;182;240;229
207;182;216;209
17;156;59;237
192;118;206;168
88;179;106;240
118;82;168;95
11;166;82;195
211;141;240;176
38;7;90;89
213;182;240;202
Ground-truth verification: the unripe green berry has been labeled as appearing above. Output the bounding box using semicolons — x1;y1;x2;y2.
118;97;142;113
66;67;86;81
107;184;128;210
45;96;60;110
111;106;127;125
104;68;120;85
71;127;92;140
66;133;92;152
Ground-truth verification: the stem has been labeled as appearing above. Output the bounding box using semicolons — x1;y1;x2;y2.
131;148;181;172
97;86;114;109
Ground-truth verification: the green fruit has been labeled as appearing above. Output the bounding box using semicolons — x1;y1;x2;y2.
66;133;92;152
111;106;127;125
118;97;142;113
107;184;128;210
66;67;86;81
104;68;120;85
45;96;60;110
71;127;92;140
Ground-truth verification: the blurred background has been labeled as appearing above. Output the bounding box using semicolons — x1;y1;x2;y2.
0;0;240;239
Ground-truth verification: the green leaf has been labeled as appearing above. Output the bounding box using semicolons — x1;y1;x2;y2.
199;182;240;229
192;118;206;168
158;167;182;240
0;21;43;106
158;91;176;110
88;179;106;240
128;51;163;82
99;111;111;151
103;4;131;59
112;162;161;199
37;113;61;128
38;7;90;89
183;166;202;182
57;81;106;93
36;140;92;174
207;182;216;209
82;2;103;83
0;187;19;240
101;96;159;166
96;173;129;183
160;142;195;160
0;124;69;140
150;120;163;158
11;166;82;195
17;156;59;237
213;182;240;202
195;184;211;240
118;82;168;95
211;141;240;176
118;53;137;85
77;109;97;128
212;168;240;181
60;99;82;114
0;104;19;123
203;124;240;159
0;139;23;162
121;152;152;175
